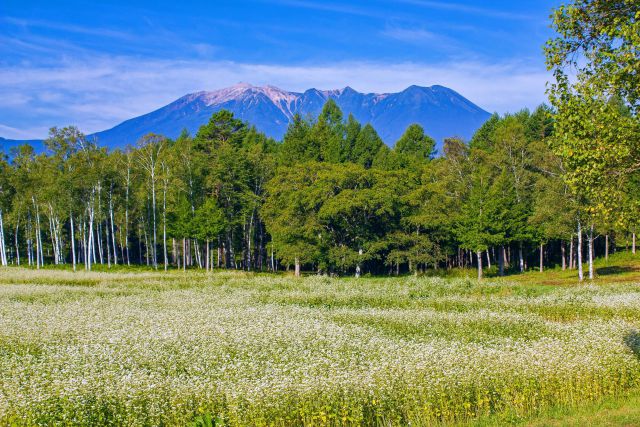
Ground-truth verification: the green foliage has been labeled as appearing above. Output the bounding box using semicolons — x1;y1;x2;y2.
546;0;640;228
351;123;383;168
394;123;435;166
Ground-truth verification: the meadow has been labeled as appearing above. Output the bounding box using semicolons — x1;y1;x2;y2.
1;258;640;426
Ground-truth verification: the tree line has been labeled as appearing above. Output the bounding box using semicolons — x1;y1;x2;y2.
0;98;633;279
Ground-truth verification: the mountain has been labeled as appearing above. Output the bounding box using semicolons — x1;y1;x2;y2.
1;83;491;153
0;136;45;154
92;83;490;151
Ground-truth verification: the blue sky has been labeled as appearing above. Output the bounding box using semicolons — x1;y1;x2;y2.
1;0;560;139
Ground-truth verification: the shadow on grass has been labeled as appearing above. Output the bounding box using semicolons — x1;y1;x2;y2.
596;266;636;276
624;331;640;359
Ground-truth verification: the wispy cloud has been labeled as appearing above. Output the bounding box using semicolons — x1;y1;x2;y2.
256;0;385;18
381;25;464;52
0;55;550;139
396;0;533;20
0;123;49;140
2;16;135;40
382;27;441;42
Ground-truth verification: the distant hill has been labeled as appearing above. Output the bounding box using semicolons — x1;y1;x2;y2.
2;83;491;152
0;137;45;154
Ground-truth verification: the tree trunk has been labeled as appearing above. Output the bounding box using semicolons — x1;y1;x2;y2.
105;214;111;268
87;203;94;271
588;224;594;280
27;217;32;266
125;165;131;266
176;239;181;269
194;239;202;269
206;239;210;272
143;225;150;266
0;209;7;267
486;249;491;269
498;245;504;276
539;243;544;273
577;220;584;281
183;238;187;271
569;237;574;269
109;189;118;266
294;257;301;277
33;198;42;269
70;212;76;271
477;250;483;280
518;242;524;273
14;220;20;266
270;244;275;272
561;240;566;271
162;193;167;272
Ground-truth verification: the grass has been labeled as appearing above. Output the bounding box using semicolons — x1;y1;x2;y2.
470;387;640;426
0;254;640;426
507;251;640;286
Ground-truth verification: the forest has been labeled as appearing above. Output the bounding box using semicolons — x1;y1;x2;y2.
0;98;632;280
0;0;638;281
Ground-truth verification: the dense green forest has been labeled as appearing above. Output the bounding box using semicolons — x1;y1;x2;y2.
0;0;637;280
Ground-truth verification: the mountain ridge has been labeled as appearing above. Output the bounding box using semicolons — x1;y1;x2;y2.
2;84;492;153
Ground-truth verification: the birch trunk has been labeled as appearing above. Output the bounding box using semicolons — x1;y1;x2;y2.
194;239;202;269
0;209;7;266
48;213;58;265
539;243;543;273
33;197;43;269
151;174;157;269
109;188;118;265
569;237;574;269
70;212;76;271
588;224;594;280
125;164;131;266
518;242;524;273
143;225;150;266
14;219;20;266
294;257;301;277
561;240;566;271
183;238;186;272
87;203;94;271
206;239;210;272
476;250;483;280
577;220;583;281
162;181;167;271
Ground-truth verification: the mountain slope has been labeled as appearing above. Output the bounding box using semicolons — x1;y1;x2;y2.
0;137;45;154
91;83;490;151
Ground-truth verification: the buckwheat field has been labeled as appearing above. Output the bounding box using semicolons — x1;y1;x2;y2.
1;269;639;426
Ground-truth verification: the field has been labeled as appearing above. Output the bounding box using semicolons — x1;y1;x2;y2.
1;258;640;426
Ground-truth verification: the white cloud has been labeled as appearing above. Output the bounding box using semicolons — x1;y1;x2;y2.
0;55;550;138
0;123;50;140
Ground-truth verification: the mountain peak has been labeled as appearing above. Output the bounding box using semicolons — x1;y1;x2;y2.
232;82;254;89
